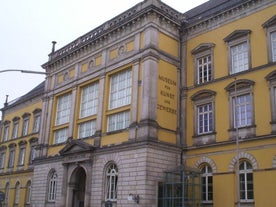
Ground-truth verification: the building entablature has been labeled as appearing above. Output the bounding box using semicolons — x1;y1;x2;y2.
42;0;183;72
185;0;275;39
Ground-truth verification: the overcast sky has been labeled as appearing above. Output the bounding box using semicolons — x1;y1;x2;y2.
0;0;208;118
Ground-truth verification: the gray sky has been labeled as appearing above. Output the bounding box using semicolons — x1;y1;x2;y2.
0;0;207;117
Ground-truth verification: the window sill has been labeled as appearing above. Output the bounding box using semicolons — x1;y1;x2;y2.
193;132;216;145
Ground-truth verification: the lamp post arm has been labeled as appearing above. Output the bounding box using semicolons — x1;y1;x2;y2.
0;69;47;75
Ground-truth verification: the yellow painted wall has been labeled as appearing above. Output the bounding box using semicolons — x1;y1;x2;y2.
159;32;179;57
101;131;129;146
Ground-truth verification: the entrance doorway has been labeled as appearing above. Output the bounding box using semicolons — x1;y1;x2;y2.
70;167;86;207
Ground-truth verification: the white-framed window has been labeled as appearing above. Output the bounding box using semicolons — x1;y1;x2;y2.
239;160;254;201
0;152;6;168
197;103;213;135
22;117;29;136
231;42;249;73
201;164;213;202
8;149;15;168
262;15;276;62
191;90;216;142
25;181;32;204
107;111;130;132
18;147;26;166
233;94;252;128
33;114;41;133
109;69;132;109
48;171;58;202
55;93;71;126
78;120;96;139
3;124;10;141
80;82;99;118
225;79;255;139
224;30;251;74
14;182;20;205
12;121;19;139
192;43;215;85
265;71;276;133
105;163;118;201
54;128;68;144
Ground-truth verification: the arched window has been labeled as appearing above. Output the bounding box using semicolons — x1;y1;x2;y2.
105;163;118;201
201;164;213;202
14;181;20;205
239;160;254;201
4;182;10;205
25;181;32;205
48;171;58;202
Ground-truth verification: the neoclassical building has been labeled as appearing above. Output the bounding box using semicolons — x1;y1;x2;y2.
1;0;276;207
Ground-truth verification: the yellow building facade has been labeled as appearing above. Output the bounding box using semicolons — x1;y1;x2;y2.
183;1;276;206
1;0;276;207
0;82;43;206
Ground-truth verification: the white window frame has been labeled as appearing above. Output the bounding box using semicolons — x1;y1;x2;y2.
54;128;68;144
78;120;96;139
239;160;254;201
107;110;130;132
262;16;276;63
191;43;215;85
12;121;19;139
105;163;118;201
233;94;252;128
197;103;214;135
3;124;9;142
224;30;251;75
22;117;29;136
33;114;41;133
55;93;71;126
29;146;36;164
201;165;213;202
8;149;15;168
18;147;26;166
109;69;132;109
80;82;99;118
48;172;58;202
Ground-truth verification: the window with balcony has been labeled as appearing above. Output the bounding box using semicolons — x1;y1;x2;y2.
224;30;251;74
192;43;215;85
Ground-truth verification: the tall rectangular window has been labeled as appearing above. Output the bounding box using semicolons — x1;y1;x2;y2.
0;152;5;168
54;128;68;144
3;125;9;141
197;103;213;134
271;31;276;62
234;94;252;128
78;120;96;139
29;146;36;164
12;122;19;139
80;83;99;118
231;42;248;74
56;93;71;125
18;147;26;166
197;55;212;84
33;114;41;133
8;149;15;168
109;69;132;109
107;111;130;132
22;118;29;136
